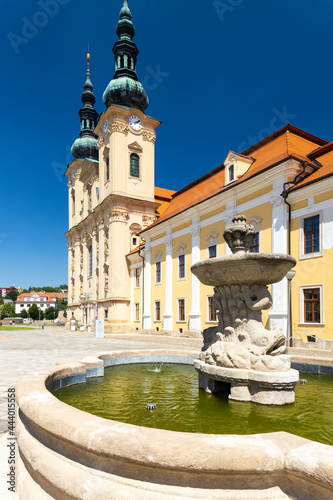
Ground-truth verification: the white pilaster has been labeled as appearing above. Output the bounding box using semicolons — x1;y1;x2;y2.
189;220;201;331
268;194;288;334
142;238;152;329
163;231;173;330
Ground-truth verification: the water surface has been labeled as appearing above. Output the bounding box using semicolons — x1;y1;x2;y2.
54;363;333;445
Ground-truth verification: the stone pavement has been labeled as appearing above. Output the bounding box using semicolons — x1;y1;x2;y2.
0;325;202;499
0;325;202;436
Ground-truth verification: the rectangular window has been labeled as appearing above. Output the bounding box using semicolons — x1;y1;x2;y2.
105;309;108;319
155;301;161;322
178;298;185;322
135;303;140;322
106;156;110;181
88;245;93;276
249;232;259;253
208;296;217;322
135;268;140;288
208;245;217;258
178;254;185;279
304;215;319;254
303;288;321;323
156;261;161;283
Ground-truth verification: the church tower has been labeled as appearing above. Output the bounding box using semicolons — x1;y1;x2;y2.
66;0;160;332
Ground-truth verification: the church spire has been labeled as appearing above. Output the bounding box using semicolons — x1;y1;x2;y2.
103;0;149;112
71;52;99;161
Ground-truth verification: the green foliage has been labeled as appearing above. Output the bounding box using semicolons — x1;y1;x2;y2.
21;309;28;318
0;303;15;319
0;297;3;306
45;307;57;320
28;304;39;320
63;310;67;318
5;290;18;302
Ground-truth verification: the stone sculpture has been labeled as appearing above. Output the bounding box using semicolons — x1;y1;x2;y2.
191;215;299;404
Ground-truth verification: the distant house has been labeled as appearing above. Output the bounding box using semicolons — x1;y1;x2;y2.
1;286;17;298
15;291;68;314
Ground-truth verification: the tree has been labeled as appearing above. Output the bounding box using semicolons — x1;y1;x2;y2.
0;303;15;319
45;307;57;320
21;309;28;319
0;297;3;306
6;289;18;302
28;304;39;321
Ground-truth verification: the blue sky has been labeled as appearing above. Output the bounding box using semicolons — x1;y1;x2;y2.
2;0;333;289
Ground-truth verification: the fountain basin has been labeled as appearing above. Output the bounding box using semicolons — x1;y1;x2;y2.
191;253;296;286
15;349;333;500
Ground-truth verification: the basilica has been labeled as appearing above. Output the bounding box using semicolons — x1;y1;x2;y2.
65;0;333;342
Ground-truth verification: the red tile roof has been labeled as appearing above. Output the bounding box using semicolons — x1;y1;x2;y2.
145;124;329;231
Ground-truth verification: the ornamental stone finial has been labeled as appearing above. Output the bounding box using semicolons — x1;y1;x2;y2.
223;215;255;254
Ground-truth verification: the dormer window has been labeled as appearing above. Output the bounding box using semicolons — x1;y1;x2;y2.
228;164;235;182
223;151;254;186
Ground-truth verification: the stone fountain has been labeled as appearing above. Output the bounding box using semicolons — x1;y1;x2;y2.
191;215;299;405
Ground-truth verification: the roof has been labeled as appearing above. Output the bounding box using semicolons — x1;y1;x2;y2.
292;149;333;191
15;291;68;303
143;124;328;231
155;186;176;216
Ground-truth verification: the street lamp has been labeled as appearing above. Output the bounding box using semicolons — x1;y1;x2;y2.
286;270;296;351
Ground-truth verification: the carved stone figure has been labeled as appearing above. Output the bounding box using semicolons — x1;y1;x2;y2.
191;215;299;405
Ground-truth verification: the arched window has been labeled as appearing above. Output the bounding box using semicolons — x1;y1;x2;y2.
228;164;235;182
130;153;140;178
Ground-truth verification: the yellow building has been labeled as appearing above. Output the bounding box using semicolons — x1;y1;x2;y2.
66;1;333;342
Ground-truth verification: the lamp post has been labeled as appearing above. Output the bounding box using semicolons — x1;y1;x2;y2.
286;270;296;351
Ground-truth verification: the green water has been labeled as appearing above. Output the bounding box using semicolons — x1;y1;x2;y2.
54;363;333;446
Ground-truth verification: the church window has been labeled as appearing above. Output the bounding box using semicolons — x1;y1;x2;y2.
105;309;108;319
133;237;137;246
88;245;93;277
130;154;140;178
71;190;75;216
106;156;110;181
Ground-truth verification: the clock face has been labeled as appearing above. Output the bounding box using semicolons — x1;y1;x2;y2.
103;120;109;135
129;115;142;131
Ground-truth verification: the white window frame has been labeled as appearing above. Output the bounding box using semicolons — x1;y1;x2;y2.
134;302;140;322
154;300;161;322
206;295;218;323
177;298;186;322
299;211;323;260
135;268;141;288
206;231;218;259
299;284;324;326
177;243;186;281
225;162;235;184
247;217;262;253
155;251;162;285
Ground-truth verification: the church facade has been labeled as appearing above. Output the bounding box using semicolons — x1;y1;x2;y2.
65;0;333;341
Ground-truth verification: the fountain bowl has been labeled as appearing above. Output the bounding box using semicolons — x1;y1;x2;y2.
191;253;296;287
15;349;333;500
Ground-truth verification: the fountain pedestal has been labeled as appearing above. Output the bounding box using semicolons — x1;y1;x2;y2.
194;359;299;405
191;215;299;406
